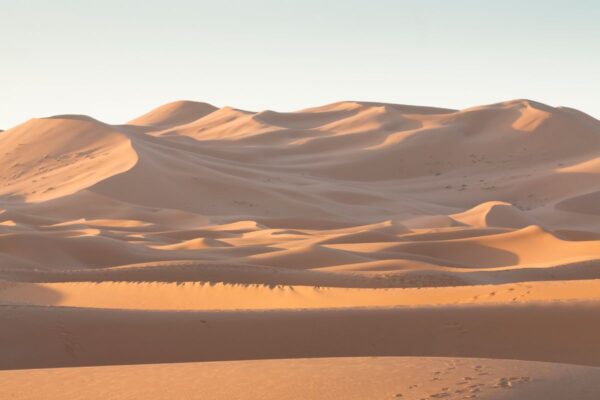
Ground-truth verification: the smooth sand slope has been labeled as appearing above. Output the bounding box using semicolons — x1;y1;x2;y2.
3;357;600;400
0;99;599;398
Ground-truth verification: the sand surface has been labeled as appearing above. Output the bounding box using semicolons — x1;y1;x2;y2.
1;99;599;398
3;357;600;400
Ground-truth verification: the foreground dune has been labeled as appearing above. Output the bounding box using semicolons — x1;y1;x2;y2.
3;357;600;400
1;99;599;397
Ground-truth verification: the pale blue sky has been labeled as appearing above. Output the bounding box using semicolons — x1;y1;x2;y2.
1;0;599;128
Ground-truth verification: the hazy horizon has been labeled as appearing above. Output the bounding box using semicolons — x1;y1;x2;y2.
2;0;599;128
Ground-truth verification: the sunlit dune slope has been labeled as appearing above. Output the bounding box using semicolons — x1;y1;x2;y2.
3;357;600;400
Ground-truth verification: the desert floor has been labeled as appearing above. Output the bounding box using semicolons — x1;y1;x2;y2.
1;99;599;399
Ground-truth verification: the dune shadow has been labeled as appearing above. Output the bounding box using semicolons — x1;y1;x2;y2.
390;241;520;269
0;282;64;306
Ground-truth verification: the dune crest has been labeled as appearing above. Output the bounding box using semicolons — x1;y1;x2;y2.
128;100;218;128
0;117;137;203
451;201;537;228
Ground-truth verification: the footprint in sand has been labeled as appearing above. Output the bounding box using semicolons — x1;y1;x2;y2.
493;376;532;389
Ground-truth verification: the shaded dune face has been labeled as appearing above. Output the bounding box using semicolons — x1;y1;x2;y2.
2;98;600;387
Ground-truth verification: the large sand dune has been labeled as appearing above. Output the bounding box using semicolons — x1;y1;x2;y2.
1;99;599;398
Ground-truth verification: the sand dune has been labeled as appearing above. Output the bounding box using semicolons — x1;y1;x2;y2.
3;357;600;400
0;117;137;202
1;98;599;397
128;100;218;129
2;279;600;310
451;201;538;229
2;302;600;369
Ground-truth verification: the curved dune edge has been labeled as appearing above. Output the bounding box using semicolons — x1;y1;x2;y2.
2;356;600;400
0;117;138;203
450;201;538;229
127;100;219;129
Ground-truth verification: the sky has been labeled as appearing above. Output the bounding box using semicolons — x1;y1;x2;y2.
1;0;599;129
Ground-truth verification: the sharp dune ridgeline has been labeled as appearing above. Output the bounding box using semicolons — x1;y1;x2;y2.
1;99;600;399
